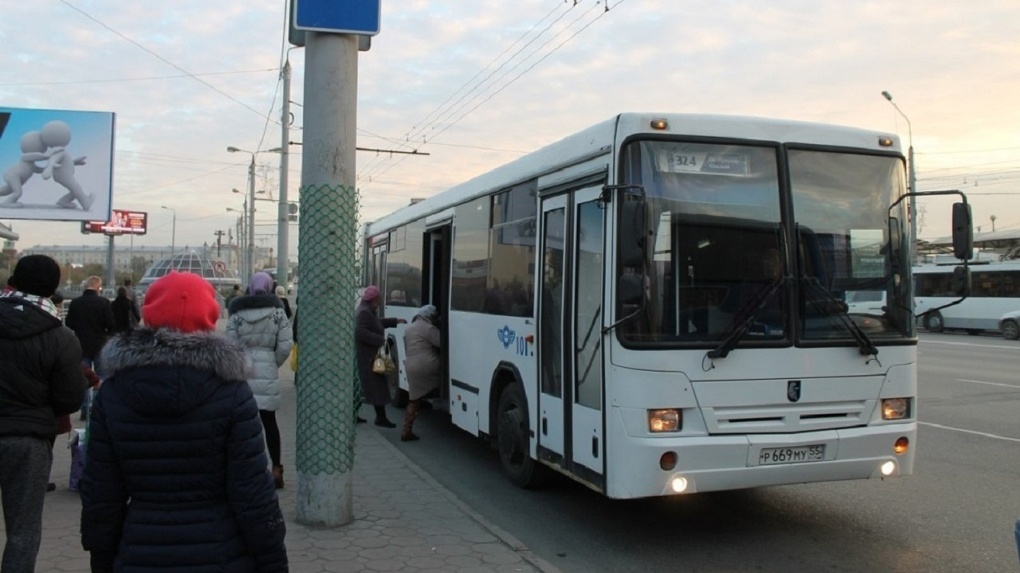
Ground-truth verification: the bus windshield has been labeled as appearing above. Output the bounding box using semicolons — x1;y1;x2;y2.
616;140;912;347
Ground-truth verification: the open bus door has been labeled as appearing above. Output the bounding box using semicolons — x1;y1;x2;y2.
423;224;451;407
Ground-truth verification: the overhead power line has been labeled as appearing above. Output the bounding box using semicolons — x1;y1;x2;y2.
360;0;626;184
58;0;277;124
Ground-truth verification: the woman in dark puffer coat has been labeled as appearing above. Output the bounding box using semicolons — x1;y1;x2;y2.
80;271;287;572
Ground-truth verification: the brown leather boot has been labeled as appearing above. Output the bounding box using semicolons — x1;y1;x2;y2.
401;400;420;442
272;465;284;489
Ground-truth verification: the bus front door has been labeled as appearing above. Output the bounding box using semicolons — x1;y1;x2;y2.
538;186;606;484
538;195;567;467
570;187;605;481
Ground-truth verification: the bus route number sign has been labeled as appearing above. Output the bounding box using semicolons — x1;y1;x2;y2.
663;151;750;177
758;444;825;465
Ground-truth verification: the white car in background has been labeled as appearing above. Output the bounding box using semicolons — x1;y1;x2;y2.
999;310;1020;340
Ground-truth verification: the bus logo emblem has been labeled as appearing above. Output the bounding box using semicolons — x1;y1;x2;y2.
497;325;516;349
787;380;801;402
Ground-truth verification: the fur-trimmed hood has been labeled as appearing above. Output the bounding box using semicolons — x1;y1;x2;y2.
100;328;248;381
98;329;251;417
228;293;282;317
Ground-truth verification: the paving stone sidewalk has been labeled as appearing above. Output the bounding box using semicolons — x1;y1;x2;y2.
13;360;557;572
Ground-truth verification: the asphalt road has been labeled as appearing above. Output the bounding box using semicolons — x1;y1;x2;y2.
378;332;1020;572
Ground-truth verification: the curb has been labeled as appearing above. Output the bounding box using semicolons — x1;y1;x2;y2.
369;425;563;573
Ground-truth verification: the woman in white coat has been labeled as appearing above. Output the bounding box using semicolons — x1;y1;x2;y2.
226;271;293;488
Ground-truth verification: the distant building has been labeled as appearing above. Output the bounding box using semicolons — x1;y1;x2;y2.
19;243;270;275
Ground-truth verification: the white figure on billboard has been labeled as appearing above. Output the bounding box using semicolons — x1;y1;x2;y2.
0;130;47;207
39;120;92;210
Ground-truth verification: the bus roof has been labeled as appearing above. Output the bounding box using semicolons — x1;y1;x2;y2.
363;112;901;237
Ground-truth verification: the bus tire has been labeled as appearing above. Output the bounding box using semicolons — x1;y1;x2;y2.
496;382;545;489
1002;319;1020;341
924;311;944;333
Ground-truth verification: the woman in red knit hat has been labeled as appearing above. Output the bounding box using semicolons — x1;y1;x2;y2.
79;271;288;572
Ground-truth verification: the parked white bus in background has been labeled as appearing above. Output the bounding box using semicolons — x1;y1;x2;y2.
915;261;1020;335
362;113;971;499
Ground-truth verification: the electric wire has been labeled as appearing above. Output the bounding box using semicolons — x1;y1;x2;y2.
0;68;278;87
58;0;278;124
361;0;622;185
358;1;576;177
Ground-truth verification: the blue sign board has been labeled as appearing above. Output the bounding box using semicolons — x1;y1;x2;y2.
294;0;381;36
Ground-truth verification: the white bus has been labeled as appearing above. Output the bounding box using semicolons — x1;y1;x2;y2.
914;261;1020;334
362;113;970;499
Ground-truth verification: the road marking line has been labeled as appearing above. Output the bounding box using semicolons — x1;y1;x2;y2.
921;340;1016;350
957;378;1020;389
919;421;1020;443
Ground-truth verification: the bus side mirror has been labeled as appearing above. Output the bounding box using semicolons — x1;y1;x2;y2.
952;202;973;260
952;266;971;297
618;273;645;305
620;196;648;267
887;217;902;265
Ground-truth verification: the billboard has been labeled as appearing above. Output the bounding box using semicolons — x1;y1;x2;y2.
82;209;147;236
0;106;115;221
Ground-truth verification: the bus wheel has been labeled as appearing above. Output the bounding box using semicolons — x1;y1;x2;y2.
1002;320;1020;341
924;311;944;333
496;383;545;488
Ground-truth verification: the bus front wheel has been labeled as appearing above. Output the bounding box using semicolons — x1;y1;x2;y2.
496;383;545;489
924;311;945;333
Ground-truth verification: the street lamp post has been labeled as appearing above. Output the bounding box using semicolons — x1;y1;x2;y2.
160;205;176;255
881;91;917;258
277;58;292;289
226;206;246;278
228;147;256;284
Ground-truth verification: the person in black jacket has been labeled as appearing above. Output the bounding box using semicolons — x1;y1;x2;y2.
65;275;114;419
0;255;87;572
110;286;140;333
80;271;287;572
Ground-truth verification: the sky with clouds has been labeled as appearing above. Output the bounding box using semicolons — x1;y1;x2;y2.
3;0;1019;259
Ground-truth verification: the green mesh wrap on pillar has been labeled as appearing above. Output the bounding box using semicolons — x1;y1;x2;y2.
295;183;360;475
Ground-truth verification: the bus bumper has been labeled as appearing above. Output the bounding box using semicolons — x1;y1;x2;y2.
606;422;916;499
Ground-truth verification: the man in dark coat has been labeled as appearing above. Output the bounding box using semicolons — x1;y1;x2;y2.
65;275;114;418
121;278;140;327
110;286;140;333
81;271;287;572
354;285;405;427
0;255;87;572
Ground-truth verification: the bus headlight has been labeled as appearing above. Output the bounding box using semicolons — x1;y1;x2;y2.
649;409;682;432
882;398;910;420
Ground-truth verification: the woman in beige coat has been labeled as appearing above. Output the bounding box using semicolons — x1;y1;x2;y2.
401;305;441;442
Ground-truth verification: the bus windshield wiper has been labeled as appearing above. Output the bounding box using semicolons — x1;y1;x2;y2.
707;277;784;360
801;278;879;357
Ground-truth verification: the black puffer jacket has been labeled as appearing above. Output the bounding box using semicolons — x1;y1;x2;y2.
81;328;288;573
0;295;86;438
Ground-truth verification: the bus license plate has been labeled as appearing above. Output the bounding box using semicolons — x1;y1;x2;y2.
758;445;825;465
